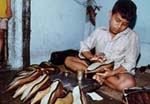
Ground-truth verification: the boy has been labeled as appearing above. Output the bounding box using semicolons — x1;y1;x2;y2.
65;0;140;91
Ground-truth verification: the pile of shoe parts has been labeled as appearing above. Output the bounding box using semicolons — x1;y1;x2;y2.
4;61;88;104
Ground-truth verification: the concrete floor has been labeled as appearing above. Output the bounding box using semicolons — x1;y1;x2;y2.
0;65;150;104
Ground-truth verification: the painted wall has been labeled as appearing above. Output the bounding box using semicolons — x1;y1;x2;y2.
30;0;86;64
8;0;23;69
133;0;150;67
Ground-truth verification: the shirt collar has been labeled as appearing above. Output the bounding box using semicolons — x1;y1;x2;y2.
111;28;130;40
120;28;130;35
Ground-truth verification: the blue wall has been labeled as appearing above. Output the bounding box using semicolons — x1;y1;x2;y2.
133;0;150;66
31;0;150;67
31;0;86;64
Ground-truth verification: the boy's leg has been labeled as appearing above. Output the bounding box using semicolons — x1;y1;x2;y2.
64;56;88;72
94;73;136;91
105;73;136;91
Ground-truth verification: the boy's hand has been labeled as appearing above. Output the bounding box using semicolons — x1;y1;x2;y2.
96;68;113;78
90;53;106;62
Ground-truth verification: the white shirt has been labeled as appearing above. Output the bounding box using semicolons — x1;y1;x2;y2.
79;27;140;75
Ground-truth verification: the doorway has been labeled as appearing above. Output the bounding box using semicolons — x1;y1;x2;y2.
0;30;8;68
22;0;31;67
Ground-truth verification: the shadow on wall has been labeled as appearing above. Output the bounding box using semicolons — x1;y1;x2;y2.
136;53;141;66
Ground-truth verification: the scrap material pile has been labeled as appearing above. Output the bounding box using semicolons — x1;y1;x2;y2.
4;61;95;104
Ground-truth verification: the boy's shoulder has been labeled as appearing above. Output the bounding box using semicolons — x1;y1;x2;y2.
96;26;108;31
94;27;108;34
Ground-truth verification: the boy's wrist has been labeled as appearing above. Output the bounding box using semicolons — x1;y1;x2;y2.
87;56;93;61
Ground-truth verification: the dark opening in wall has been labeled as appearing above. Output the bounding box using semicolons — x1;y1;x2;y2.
0;30;8;69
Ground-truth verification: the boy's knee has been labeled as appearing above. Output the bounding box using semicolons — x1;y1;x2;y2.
64;56;72;65
117;80;136;91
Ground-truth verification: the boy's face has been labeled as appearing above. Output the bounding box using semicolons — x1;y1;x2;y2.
109;12;129;35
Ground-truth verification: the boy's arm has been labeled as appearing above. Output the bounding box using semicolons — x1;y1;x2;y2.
81;51;94;60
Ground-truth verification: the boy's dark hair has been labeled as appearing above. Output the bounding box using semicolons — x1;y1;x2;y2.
112;0;137;23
